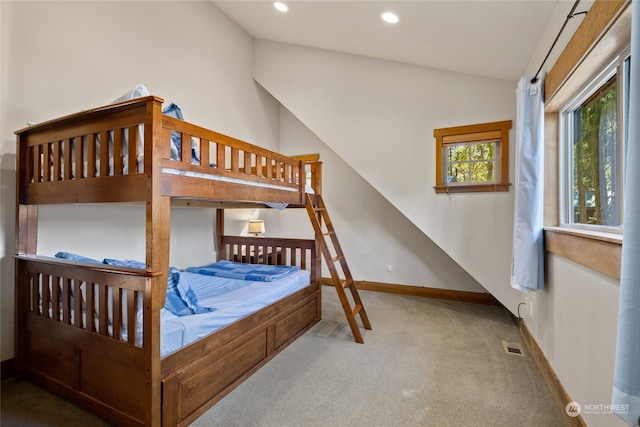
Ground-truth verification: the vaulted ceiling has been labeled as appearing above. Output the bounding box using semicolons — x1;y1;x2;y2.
212;0;562;82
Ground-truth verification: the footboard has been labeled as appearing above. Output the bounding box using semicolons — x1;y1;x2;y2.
14;255;163;427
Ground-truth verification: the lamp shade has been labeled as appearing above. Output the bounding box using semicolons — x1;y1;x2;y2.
248;219;265;235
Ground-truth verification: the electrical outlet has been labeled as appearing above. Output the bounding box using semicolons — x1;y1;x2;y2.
386;265;393;273
524;296;534;318
529;300;534;318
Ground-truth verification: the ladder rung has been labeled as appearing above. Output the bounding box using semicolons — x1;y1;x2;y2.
323;231;334;236
332;255;343;263
352;304;362;316
340;279;352;289
313;207;326;212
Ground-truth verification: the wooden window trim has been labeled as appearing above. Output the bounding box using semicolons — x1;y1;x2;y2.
543;0;630;279
544;0;629;106
544;227;621;280
433;120;512;194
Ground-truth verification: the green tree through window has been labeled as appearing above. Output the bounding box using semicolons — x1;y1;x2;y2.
571;75;618;226
446;142;496;184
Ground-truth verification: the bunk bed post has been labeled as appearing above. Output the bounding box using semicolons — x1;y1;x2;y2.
143;97;168;426
313;236;323;321
15;205;37;254
309;161;322;195
215;208;225;258
15;132;38;255
15;133;38;382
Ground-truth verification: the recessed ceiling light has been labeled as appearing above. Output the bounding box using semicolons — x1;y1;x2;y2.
382;12;399;24
274;2;288;12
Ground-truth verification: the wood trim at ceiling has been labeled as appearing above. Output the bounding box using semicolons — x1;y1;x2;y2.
518;320;587;427
545;0;629;105
322;279;502;306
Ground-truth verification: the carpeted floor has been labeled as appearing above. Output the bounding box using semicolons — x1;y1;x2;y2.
1;288;568;426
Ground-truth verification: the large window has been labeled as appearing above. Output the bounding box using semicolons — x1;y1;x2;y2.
560;49;630;230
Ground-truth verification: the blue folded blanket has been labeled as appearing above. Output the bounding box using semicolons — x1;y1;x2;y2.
187;260;299;282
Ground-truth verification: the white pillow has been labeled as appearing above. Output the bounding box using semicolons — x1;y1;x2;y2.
112;83;150;104
110;84;150;173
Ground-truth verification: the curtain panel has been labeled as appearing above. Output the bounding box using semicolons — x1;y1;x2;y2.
511;76;544;292
612;1;640;424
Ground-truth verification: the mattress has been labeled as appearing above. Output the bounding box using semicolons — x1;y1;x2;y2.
159;268;311;357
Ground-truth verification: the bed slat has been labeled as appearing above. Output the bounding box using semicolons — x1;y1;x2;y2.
128;126;138;174
53;141;61;182
42;143;51;182
200;139;209;168
113;288;121;338
114;128;124;176
73;279;83;328
181;133;190;163
63;139;72;180
62;278;71;324
51;275;61;320
86;282;95;332
266;157;273;179
230;147;239;172
98;284;108;336
87;133;97;178
42;274;51;318
127;291;137;345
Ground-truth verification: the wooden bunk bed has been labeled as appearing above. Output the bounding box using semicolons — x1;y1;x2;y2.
14;96;324;426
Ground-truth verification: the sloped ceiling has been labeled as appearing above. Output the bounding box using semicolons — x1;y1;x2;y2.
212;0;560;81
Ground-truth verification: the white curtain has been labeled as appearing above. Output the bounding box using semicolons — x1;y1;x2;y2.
511;76;544;292
612;1;640;424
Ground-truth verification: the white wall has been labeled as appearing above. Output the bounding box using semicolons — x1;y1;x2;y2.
253;40;522;311
518;2;626;426
0;1;280;361
262;105;484;292
539;256;623;427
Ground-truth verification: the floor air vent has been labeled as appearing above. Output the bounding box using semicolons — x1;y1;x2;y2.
502;340;525;357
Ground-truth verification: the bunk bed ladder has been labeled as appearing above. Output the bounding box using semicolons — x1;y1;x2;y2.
305;193;372;343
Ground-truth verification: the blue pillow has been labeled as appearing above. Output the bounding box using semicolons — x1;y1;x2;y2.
103;258;146;269
165;267;194;316
176;273;214;314
55;251;101;263
162;103;200;164
103;259;212;316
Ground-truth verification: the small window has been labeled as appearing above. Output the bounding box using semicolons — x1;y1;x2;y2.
433;120;512;193
560;49;629;229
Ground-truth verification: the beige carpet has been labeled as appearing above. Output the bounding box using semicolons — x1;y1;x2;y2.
1;287;567;426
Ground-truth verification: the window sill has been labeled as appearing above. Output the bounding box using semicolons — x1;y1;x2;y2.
544;226;621;280
434;183;510;194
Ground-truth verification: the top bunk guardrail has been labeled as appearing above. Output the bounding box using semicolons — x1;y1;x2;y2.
16;96;321;206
